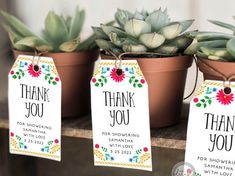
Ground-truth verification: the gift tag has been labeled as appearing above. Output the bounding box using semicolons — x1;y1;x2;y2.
90;60;152;171
185;80;235;175
8;55;61;161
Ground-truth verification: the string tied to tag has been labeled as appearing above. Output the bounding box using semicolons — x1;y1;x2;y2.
32;50;48;73
104;50;198;100
197;56;235;95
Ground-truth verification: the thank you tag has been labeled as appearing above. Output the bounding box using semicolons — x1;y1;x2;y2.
9;55;61;161
185;80;235;175
91;60;152;171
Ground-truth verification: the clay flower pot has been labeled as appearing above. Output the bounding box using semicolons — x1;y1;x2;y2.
101;52;193;128
198;58;235;81
13;49;99;117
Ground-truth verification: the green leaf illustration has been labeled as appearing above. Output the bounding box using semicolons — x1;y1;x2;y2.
196;103;201;107
138;83;143;88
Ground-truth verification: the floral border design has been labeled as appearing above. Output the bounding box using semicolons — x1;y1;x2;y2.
91;65;146;88
10;132;27;150
94;144;151;165
10;59;60;86
193;83;234;108
41;139;60;154
94;144;115;162
129;147;151;164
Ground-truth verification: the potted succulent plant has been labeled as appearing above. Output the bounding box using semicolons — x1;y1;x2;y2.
93;8;194;128
185;18;235;81
0;7;99;117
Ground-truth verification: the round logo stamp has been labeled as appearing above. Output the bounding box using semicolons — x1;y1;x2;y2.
171;161;195;176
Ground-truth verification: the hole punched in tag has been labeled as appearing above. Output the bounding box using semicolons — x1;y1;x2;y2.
116;68;123;76
223;81;232;95
224;87;232;95
33;65;40;72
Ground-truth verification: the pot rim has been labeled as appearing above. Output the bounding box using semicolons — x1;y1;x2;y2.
198;57;235;64
12;48;99;55
100;51;193;72
12;49;99;66
100;50;190;60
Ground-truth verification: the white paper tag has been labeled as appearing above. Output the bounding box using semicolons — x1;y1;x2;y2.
8;55;61;161
185;80;235;175
90;60;152;171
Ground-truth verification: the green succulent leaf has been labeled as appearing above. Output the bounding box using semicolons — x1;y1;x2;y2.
208;20;235;32
145;8;170;31
109;32;124;47
184;39;228;55
124;19;151;38
160;22;183;40
77;34;96;51
133;10;146;20
139;33;165;49
95;39;116;50
196;51;208;58
122;44;147;52
188;31;235;41
227;38;235;57
208;55;226;61
200;46;231;58
59;38;80;52
15;36;53;52
65;16;72;31
44;11;69;50
115;9;133;27
101;25;127;38
8;31;22;44
179;19;194;33
69;6;85;40
0;10;36;37
154;45;178;55
92;27;109;39
167;35;193;50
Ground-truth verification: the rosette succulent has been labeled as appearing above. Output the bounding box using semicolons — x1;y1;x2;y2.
93;8;194;57
185;17;235;61
0;6;97;52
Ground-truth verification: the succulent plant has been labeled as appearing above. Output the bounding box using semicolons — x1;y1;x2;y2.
0;6;98;52
185;17;235;61
93;8;194;57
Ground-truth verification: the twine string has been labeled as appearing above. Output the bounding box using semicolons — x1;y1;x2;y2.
183;54;199;100
32;50;49;72
198;57;235;89
104;50;198;100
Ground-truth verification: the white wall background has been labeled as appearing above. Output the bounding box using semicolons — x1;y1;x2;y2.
1;0;235;101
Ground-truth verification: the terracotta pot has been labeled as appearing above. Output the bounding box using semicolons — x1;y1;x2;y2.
198;57;235;81
13;49;99;117
101;52;193;128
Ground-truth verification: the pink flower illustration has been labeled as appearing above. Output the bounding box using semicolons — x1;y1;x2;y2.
28;64;41;77
143;147;148;152
55;77;60;82
110;68;125;82
193;98;199;103
140;79;145;84
216;89;234;105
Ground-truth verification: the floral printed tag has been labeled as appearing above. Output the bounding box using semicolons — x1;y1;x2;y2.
8;55;61;161
185;80;235;175
90;60;152;171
